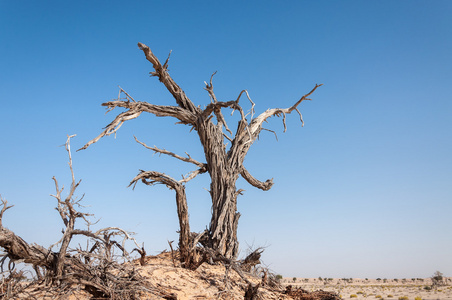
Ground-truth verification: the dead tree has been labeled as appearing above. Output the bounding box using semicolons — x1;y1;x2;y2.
0;136;153;299
79;42;321;262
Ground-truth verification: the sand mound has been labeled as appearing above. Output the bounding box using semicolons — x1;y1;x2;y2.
7;251;340;299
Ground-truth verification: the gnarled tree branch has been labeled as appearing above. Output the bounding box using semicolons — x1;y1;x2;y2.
129;170;192;267
78;99;198;151
240;167;274;191
248;83;323;137
138;42;200;114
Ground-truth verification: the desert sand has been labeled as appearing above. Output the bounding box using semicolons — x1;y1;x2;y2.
281;277;452;300
9;252;449;299
12;252;292;299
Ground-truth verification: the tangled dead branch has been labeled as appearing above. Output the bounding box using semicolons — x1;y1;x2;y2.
0;136;161;299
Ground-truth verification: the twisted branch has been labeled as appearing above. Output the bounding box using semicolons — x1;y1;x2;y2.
138;42;200;114
248;83;322;136
78;99;197;151
240;167;274;191
128;170;192;267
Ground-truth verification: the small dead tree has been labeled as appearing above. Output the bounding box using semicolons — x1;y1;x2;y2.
79;42;321;263
0;136;154;299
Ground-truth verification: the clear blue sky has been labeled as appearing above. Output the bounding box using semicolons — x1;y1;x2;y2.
1;1;451;279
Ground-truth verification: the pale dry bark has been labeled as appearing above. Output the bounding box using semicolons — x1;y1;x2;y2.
79;42;322;260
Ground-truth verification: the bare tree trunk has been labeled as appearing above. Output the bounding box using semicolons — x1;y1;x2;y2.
129;171;192;266
55;217;74;278
175;184;191;266
209;170;240;258
196;118;242;258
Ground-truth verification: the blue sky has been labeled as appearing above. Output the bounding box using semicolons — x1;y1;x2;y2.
0;1;451;278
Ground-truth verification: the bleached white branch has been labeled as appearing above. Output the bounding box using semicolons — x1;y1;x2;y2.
117;86;136;103
248;84;322;136
78;101;197;151
179;167;207;184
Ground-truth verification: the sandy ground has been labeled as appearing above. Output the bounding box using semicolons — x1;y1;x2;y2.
12;252;290;299
133;252;287;299
281;277;452;300
9;253;449;299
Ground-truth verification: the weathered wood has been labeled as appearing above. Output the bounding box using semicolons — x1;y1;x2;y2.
80;42;321;261
129;170;192;267
0;205;56;269
0;137;151;298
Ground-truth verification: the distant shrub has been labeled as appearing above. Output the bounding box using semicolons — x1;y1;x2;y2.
376;295;382;298
414;297;422;300
275;274;283;281
398;297;408;300
431;271;444;287
350;294;358;298
387;295;393;298
423;286;432;291
357;291;364;295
